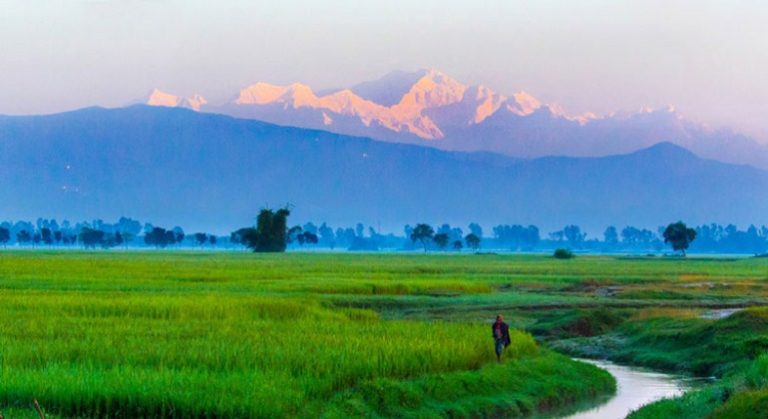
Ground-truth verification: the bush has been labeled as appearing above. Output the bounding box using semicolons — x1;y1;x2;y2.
553;248;574;259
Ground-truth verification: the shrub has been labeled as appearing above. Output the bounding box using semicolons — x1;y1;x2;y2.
553;248;574;259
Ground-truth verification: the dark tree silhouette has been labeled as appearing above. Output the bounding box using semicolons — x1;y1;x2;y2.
16;230;32;246
41;227;53;245
410;223;434;253
229;228;250;246
287;226;303;244
603;226;619;246
164;230;176;246
145;227;171;248
79;227;105;249
303;232;319;245
114;232;124;247
172;227;185;245
468;222;483;239
0;227;9;247
663;221;697;256
433;233;449;251
239;208;292;252
465;233;481;251
452;240;463;251
296;231;318;246
194;233;208;246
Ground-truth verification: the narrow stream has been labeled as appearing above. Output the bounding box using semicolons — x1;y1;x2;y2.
564;359;695;419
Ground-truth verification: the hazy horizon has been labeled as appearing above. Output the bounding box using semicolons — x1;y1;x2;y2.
1;1;767;142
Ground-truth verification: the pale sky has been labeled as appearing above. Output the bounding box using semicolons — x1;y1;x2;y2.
1;0;767;140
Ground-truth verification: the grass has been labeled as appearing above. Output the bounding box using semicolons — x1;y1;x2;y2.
541;306;768;417
2;251;768;417
0;251;620;418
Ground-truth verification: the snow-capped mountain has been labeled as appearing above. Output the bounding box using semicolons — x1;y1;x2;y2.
142;69;768;169
145;88;208;111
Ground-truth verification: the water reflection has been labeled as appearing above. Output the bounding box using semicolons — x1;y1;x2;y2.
565;359;689;419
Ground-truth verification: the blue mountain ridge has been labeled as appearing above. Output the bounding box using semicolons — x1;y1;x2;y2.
1;105;766;234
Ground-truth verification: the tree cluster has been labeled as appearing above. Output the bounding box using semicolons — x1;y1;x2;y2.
231;208;292;253
407;223;483;253
0;217;218;250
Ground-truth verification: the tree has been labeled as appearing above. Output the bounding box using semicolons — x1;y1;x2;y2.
41;227;53;245
164;230;176;246
300;231;319;246
145;227;171;248
303;222;318;235
240;208;292;252
0;227;9;247
410;223;434;253
287;225;303;244
437;224;463;243
318;222;335;248
230;228;250;246
465;233;481;251
16;230;31;246
452;240;463;252
433;233;449;251
604;226;619;246
563;225;586;248
620;226;656;249
468;222;483;239
554;248;574;259
209;235;217;247
171;227;185;245
114;232;124;247
663;221;697;256
79;227;105;249
117;217;142;239
194;233;208;246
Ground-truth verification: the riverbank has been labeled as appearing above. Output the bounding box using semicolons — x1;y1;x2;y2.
530;306;768;417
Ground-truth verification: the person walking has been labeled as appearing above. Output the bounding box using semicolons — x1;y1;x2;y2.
492;315;511;362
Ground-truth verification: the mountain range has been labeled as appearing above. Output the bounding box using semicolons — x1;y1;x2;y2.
143;69;768;170
1;106;767;234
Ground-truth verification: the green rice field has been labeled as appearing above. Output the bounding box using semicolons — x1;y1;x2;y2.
1;251;767;417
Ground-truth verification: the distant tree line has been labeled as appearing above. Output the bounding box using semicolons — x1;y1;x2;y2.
0;217;219;250
2;216;767;255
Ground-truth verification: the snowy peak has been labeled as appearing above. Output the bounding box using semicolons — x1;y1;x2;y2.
146;88;181;108
465;85;507;123
182;94;208;111
392;69;467;115
141;69;691;145
234;82;317;107
145;89;207;111
507;91;541;116
234;82;288;105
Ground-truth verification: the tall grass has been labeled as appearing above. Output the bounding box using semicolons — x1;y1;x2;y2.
0;293;507;417
0;252;619;417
